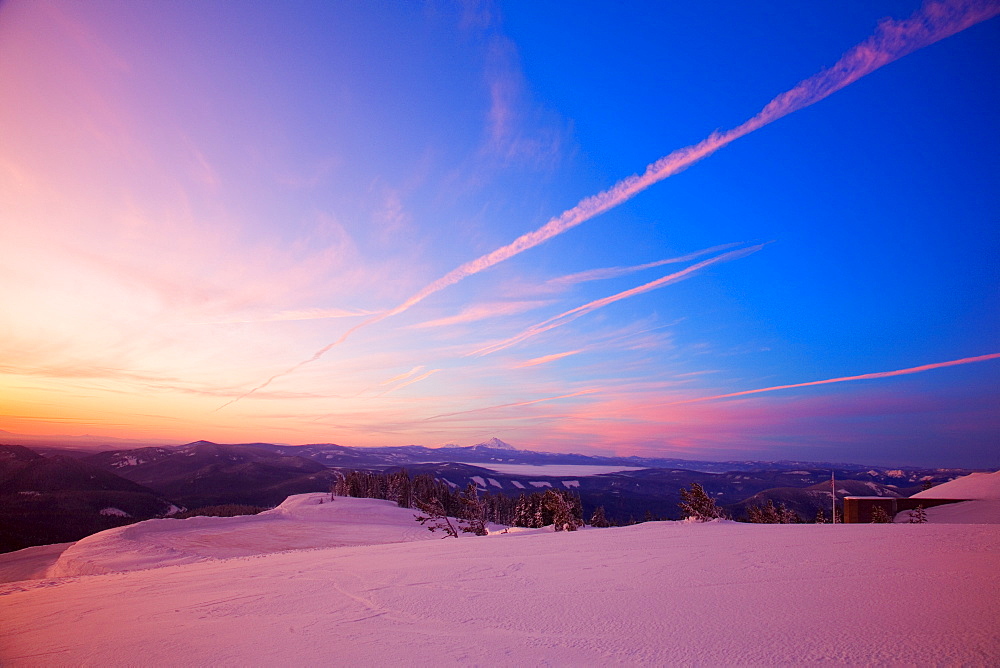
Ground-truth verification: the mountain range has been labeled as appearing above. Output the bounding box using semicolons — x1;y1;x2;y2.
0;438;977;552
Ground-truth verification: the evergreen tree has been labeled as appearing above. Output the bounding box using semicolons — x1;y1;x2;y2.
512;494;536;528
589;505;610;528
747;499;798;524
907;504;928;524
458;483;488;536
814;508;828;524
678;482;726;521
534;492;553;528
413;496;459;538
544;489;582;531
388;470;412;508
870;506;893;523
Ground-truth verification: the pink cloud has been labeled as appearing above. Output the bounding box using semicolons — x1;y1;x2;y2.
513;350;584;368
220;0;999;408
425;389;600;421
409;300;551;329
667;352;1000;405
546;243;743;288
380;369;440;396
472;245;763;356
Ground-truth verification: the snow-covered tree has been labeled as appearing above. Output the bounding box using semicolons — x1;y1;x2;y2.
678;482;726;521
907;505;928;524
458;483;488;536
589;506;610;527
870;506;893;523
388;470;412;508
414;496;459;538
747;499;798;524
544;489;582;531
512;494;539;528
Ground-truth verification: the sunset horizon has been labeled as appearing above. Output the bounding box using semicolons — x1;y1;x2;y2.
2;1;998;469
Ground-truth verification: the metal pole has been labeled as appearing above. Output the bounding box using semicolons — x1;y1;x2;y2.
831;471;836;524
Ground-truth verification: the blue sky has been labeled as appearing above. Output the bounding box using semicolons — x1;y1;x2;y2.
0;1;997;466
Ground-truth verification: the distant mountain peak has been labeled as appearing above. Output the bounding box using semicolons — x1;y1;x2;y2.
471;437;516;451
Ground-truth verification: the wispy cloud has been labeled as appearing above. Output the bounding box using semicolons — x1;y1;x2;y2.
546;243;743;288
207;307;380;325
667;352;1000;405
379;368;440;396
482;36;565;167
219;0;997;408
472;244;764;357
379;366;426;386
409;300;551;329
514;350;584;368
425;388;599;421
206;308;377;325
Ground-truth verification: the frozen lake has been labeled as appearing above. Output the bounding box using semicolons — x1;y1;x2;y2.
458;463;647;477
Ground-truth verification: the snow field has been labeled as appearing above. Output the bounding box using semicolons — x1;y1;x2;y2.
2;495;998;666
46;494;437;578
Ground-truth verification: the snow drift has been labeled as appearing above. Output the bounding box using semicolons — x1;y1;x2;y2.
47;494;437;578
913;470;1000;500
2;492;998;665
898;470;1000;524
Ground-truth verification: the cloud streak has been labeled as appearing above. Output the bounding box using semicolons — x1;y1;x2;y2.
379;368;440;396
472;244;765;357
514;350;584;368
546;243;743;288
220;0;998;408
424;389;600;421
207;307;380;324
409;300;551;329
667;352;1000;405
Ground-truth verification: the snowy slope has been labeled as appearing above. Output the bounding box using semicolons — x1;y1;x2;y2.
895;471;1000;524
2;495;998;666
913;470;1000;500
48;494;437;577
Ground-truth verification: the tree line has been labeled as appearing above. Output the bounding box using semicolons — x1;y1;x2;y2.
332;472;909;530
331;469;600;535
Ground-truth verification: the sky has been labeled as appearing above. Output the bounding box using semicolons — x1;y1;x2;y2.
0;0;997;467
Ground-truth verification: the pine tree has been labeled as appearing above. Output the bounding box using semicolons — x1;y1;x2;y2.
589;506;610;528
413;496;459;538
543;489;582;531
458;483;488;536
907;504;928;524
678;482;726;521
747;499;798;524
870;506;893;523
814;508;828;524
388;470;412;508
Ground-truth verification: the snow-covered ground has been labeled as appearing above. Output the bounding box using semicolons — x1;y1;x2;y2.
914;470;1000;500
45;494;438;578
895;469;1000;524
2;487;999;666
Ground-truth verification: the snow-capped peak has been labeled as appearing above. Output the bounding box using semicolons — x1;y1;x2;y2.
470;437;516;451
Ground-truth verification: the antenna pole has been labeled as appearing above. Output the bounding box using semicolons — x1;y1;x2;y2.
831;471;836;524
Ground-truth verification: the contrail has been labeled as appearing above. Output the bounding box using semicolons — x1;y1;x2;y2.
514;350;584;368
546;242;743;287
378;368;440;396
380;366;426;386
666;352;1000;405
425;389;600;421
471;244;765;357
218;0;999;409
